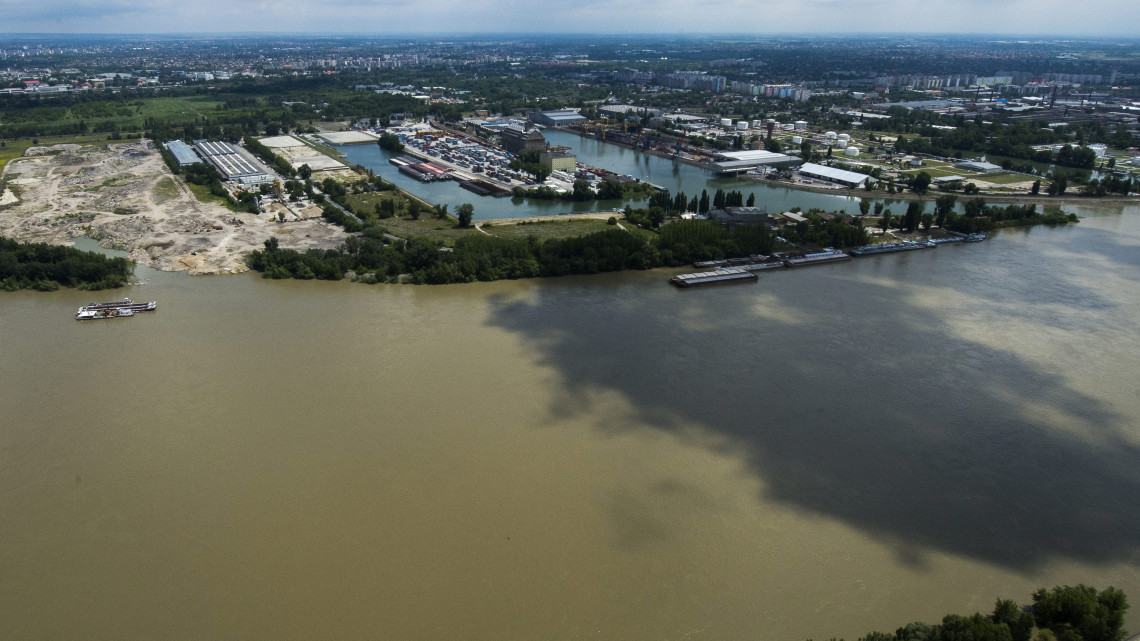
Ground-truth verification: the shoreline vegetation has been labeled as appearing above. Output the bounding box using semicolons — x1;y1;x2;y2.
246;193;1077;285
829;584;1128;641
1;235;133;291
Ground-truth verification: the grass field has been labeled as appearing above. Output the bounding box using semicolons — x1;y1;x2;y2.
187;182;237;210
152;177;179;204
978;172;1036;185
482;218;615;240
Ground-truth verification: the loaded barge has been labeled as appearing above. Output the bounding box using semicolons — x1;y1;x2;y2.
849;240;936;256
670;267;759;288
782;248;851;267
76;298;157;320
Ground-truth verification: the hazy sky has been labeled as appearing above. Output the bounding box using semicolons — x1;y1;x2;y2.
4;0;1139;36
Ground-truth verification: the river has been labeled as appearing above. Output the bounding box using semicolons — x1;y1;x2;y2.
336;129;931;220
2;204;1139;640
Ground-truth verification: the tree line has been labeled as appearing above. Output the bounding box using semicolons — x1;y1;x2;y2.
1;235;133;291
834;584;1127;641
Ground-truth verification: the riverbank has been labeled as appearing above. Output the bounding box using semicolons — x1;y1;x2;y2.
741;174;1139;207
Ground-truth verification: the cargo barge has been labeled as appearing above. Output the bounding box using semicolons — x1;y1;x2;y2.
75;298;157;320
670;267;759;288
79;298;156;312
849;240;936;256
782;248;851;267
76;307;135;320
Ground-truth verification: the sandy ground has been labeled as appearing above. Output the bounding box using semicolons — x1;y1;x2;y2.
0;141;349;275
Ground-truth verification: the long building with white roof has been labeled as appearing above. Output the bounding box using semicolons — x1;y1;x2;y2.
709;149;803;174
797;163;869;187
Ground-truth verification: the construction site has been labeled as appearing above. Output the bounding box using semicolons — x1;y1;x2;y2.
0;141;348;275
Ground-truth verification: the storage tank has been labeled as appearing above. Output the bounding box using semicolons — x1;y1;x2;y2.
792;136;803;145
844;146;860;157
838;133;851;141
752;120;764;128
836;139;848;148
720;118;733;128
736;121;749;131
825;131;838;140
1132;157;1140;166
794;120;808;130
766;118;777;125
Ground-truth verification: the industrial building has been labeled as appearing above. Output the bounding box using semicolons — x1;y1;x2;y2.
954;160;1003;173
709;149;803;175
192;140;271;184
540;150;576;173
598;105;660;120
498;126;546;154
797;163;869;188
708;206;769;229
529;110;587;128
164;140;201;167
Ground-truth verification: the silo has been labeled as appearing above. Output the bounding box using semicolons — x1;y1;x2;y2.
792;136;803;145
721;118;733;128
838;133;851;142
752;120;764;128
836;139;848;148
794;120;808;130
825;131;837;140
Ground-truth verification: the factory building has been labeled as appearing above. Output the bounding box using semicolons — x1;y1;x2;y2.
953;160;1003;174
540;150;576;173
529;110;587;128
797;163;869;187
164;140;202;167
709;149;803;175
192;140;271;184
498;126;547;154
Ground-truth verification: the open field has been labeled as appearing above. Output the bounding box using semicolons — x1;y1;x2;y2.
0;96;223;138
0;140;348;274
480;218;616;240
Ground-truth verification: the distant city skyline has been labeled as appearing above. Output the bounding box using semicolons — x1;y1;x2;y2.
3;0;1139;37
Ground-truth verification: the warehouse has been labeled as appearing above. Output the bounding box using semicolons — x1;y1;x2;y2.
797;163;869;187
540;150;576;172
192;140;271;184
529;110;587;127
498;125;546;153
709;149;802;174
164;140;201;167
954;160;1003;173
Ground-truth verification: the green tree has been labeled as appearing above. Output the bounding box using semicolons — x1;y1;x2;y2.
913;171;932;194
456;203;475;228
859;199;871;216
1031;180;1041;195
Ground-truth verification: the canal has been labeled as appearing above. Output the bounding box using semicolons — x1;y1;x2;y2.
335;129;931;220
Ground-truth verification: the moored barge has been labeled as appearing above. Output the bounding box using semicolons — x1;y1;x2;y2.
670;267;759;288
